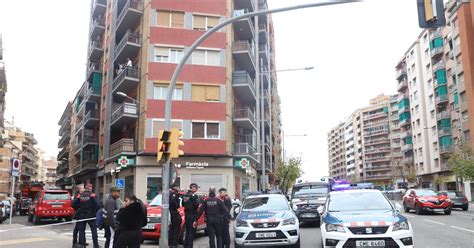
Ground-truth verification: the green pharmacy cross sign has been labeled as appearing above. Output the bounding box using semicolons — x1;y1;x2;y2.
118;156;130;168
239;158;249;169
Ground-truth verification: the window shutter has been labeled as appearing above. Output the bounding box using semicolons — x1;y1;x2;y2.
157;11;170;27
207;51;220;66
192;85;206;102
155;47;169;57
193;15;206;30
207;16;219;29
152;121;165;137
205;86;220;101
171;12;184;28
192;123;205;138
207;123;219;138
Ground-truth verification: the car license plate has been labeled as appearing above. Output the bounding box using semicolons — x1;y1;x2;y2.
143;224;155;230
433;208;444;212
256;232;276;238
356;240;385;248
52;205;62;208
302;213;316;218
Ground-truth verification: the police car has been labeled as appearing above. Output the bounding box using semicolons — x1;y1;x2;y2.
319;189;414;248
234;193;300;248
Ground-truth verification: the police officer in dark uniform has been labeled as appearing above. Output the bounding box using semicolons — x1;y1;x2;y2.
72;184;100;248
169;184;182;248
194;187;231;248
182;183;200;248
219;188;232;248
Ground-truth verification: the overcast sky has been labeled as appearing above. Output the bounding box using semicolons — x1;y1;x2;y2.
0;0;422;181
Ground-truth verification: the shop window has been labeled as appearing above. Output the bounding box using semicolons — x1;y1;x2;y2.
190;174;223;193
146;175;181;201
191;85;220;102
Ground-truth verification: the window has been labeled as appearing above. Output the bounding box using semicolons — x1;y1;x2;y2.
153;84;182;100
157;10;184;28
192;49;220;66
430;110;435;119
429;94;433;103
460;91;466;103
413;91;418;100
192;122;220;139
193;15;219;31
424;49;429;57
154;47;184;63
415;105;419;114
191;84;220;102
152;120;182;137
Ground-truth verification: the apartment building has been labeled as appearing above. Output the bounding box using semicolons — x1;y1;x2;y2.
56;103;73;189
389;94;407;187
59;0;281;201
0;34;5;136
328;123;346;180
344;110;363;182
43;158;58;188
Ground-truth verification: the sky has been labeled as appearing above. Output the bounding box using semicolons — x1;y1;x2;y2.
0;0;422;181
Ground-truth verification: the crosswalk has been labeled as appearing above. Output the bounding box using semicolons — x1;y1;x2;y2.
62;229;107;243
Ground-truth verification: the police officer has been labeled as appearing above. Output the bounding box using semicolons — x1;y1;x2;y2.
194;187;231;248
182;183;200;248
218;188;232;248
169;184;182;248
72;184;100;248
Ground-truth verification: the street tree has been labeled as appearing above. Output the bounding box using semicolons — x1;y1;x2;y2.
448;142;474;181
276;157;304;195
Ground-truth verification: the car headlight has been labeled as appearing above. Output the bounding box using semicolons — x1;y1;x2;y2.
236;219;248;227
283;217;296;226
419;199;427;203
325;224;345;233
393;221;410;231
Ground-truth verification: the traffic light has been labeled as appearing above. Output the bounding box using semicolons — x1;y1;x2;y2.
170;128;184;158
417;0;445;28
157;130;172;162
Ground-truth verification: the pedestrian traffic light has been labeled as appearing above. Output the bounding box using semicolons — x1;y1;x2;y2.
157;130;172;163
417;0;445;28
170;128;184;158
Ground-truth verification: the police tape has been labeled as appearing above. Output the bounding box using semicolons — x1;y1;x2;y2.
0;217;97;233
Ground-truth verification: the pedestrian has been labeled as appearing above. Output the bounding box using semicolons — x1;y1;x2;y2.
218;188;232;248
104;187;123;248
72;184;100;248
114;195;147;248
194;187;231;248
72;184;85;248
169;184;182;248
182;183;200;248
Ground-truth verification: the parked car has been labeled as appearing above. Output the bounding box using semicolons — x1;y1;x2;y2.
402;189;452;215
0;200;12;223
438;191;469;211
28;189;74;225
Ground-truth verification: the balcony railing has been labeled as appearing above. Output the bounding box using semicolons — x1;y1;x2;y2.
234;143;256;156
113;66;140;90
365;156;390;162
438;127;452;137
89;41;103;52
232;41;255;57
114;31;141;59
117;0;144;29
365;138;390;146
111;102;138;125
440;145;453;154
432;60;445;71
397;80;408;91
396;68;407;80
363;112;388;121
435;95;448;105
436;111;450;121
364;120;388;129
364;129;389;137
234;107;256;123
232;71;256;102
109;138;135;158
365;147;391;154
431;46;443;57
401;143;413;151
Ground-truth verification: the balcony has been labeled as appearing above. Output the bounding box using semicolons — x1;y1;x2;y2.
109;138;135;159
259;44;269;65
111;102;138;128
430;30;442;40
56;162;69;175
233;108;257;130
260;68;270;87
364;120;388;129
438;127;452;137
232;41;256;73
364;129;389;137
233;143;258;161
24;161;38;170
88;40;104;61
83;110;100;128
82;150;98;171
365;138;390;146
363;112;388;121
436;111;450;121
115;31;141;62
364;147;391;155
258;0;268;23
400;118;411;127
396;68;407;80
58;134;70;148
87;62;102;83
57;147;69;161
400;130;412;139
432;60;445;72
402;156;414;165
431;46;443;58
398;105;410;114
401;143;413;152
112;66;140;94
440;145;453;155
74;135;99;155
58;121;71;136
259;24;269;44
91;0;106;19
365;174;391;181
397;80;408;91
365;156;390;163
90;17;105;39
233;9;255;40
365;165;391;172
232;71;256;104
435;94;449;105
116;0;144;36
433;78;447;90
264;112;270;129
84;85;101;104
234;0;255;12
263;90;270;108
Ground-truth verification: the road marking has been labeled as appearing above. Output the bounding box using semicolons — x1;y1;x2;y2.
423;219;445;225
403;214;415;218
0;237;51;246
450;226;474;233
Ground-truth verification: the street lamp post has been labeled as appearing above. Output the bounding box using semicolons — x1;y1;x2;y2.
281;130;308;163
159;1;360;246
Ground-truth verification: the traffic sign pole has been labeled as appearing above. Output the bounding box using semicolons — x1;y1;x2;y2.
9;175;15;224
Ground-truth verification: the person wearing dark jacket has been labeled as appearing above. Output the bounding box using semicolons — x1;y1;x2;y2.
114;195;147;248
169;184;182;248
194;187;231;248
182;183;200;248
219;188;232;248
72;184;100;248
103;187;123;248
72;185;85;248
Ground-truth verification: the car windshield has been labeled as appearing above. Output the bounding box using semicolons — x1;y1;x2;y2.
293;185;328;198
242;196;289;211
43;192;70;200
441;192;463;197
150;194;162;207
328;192;393;212
416;190;437;196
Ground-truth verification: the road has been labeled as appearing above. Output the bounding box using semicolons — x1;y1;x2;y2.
1;207;473;247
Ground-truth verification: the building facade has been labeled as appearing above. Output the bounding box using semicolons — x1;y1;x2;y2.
0;34;6;136
328;123;346;180
59;0;282;202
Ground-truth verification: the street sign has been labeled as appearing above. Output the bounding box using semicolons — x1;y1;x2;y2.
118;156;130;168
116;179;125;189
11;158;20;177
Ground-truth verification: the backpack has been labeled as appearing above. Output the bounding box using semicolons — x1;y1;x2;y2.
96;208;105;230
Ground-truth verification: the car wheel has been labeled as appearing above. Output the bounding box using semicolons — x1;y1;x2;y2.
444;209;451;215
462;205;468;211
415;204;422;215
0;217;3;224
403;202;410;213
33;215;41;225
28;213;33;222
